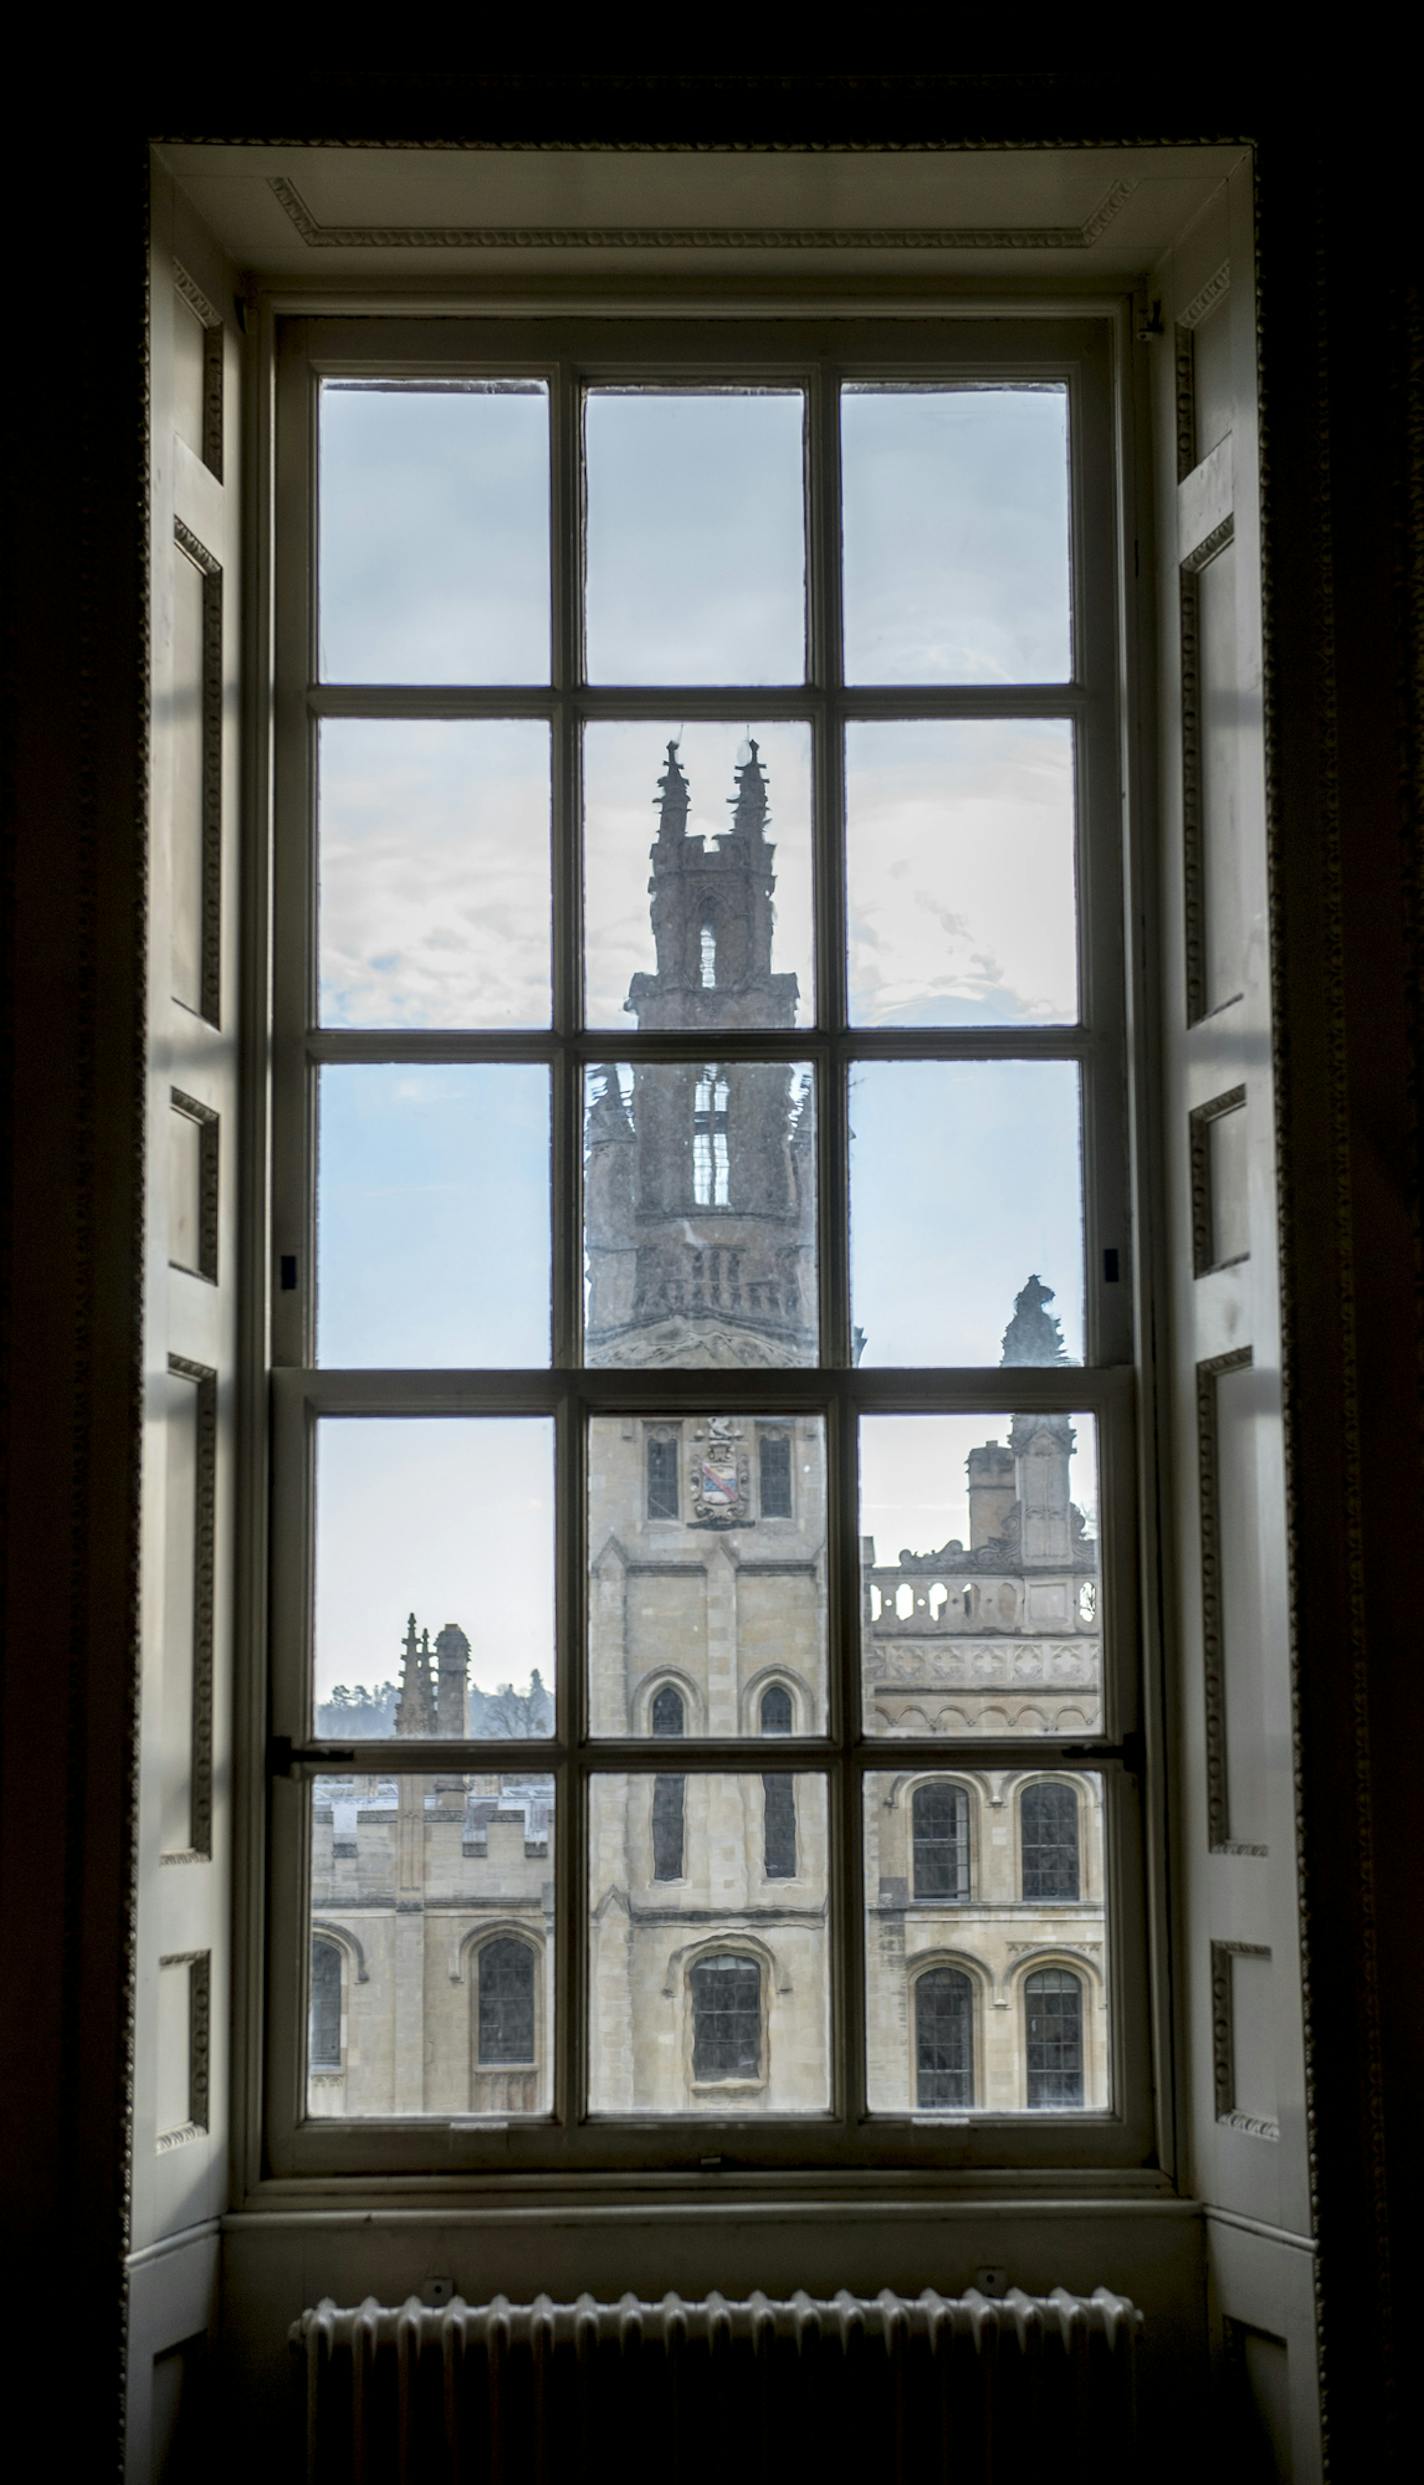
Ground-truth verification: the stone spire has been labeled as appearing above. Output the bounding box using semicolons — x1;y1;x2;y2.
726;737;770;840
395;1612;435;1738
435;1622;470;1739
1000;1273;1070;1366
652;738;690;846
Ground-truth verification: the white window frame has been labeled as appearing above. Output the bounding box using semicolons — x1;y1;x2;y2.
260;310;1155;2182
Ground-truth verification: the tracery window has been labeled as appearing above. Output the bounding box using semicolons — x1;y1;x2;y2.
915;1966;974;2109
309;1937;342;2070
691;1954;762;2082
1024;1967;1084;2107
1021;1781;1080;1901
477;1935;536;2067
912;1781;971;1902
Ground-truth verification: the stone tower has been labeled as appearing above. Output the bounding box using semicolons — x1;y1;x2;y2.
585;741;816;1368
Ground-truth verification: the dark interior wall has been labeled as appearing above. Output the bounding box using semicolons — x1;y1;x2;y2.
1;76;1419;2477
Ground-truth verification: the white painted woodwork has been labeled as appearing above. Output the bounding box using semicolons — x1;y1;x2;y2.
126;163;242;2483
1151;163;1321;2473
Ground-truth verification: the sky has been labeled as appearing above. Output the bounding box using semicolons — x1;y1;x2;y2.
311;378;1085;1705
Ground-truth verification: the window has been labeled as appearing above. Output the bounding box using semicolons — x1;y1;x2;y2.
1024;1967;1085;2108
912;1782;971;1902
646;1427;680;1520
476;1935;536;2068
759;1430;792;1519
309;1938;342;2070
1021;1781;1080;1901
915;1966;974;2110
692;1067;730;1207
267;311;1145;2178
691;1954;762;2082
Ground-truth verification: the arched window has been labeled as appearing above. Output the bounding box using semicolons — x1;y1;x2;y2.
477;1935;536;2067
692;1067;730;1206
646;1426;680;1519
759;1683;793;1735
759;1429;792;1517
915;1966;974;2109
691;1953;762;2082
912;1781;971;1901
650;1682;685;1739
1021;1781;1080;1900
700;922;717;987
1024;1967;1085;2107
651;1683;685;1880
309;1937;342;2070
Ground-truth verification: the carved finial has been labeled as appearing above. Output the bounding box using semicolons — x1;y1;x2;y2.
727;738;770;838
654;740;690;834
1000;1273;1070;1367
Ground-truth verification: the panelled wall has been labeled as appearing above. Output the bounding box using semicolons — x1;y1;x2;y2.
1151;166;1319;2479
125;165;244;2484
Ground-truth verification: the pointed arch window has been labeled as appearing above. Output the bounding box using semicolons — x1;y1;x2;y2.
309;1937;342;2070
650;1682;686;1881
759;1428;792;1518
477;1935;537;2068
1021;1781;1080;1901
1025;1967;1085;2107
691;1953;762;2082
912;1781;971;1901
699;922;718;988
760;1681;796;1879
915;1966;974;2109
692;1066;730;1206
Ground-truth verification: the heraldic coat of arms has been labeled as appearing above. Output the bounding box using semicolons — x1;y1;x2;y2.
689;1418;750;1527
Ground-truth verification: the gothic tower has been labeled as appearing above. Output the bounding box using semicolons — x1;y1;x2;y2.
585;741;816;1368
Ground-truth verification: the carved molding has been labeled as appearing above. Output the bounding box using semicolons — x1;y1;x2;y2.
1209;1939;1279;2140
169;1087;219;1283
1196;1347;1253;1850
1179;515;1238;1025
155;1950;211;2147
173;520;223;1027
172;260;224;483
1189;1084;1248;1277
169;1356;217;1859
1182;511;1235;576
1180;259;1231;333
266;171;1139;253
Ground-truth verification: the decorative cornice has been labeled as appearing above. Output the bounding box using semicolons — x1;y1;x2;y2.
266;171;1139;254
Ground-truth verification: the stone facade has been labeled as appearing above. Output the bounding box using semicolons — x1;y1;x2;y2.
309;741;1105;2121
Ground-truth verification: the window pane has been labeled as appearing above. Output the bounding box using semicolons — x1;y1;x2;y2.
318;721;551;1029
313;1418;555;1739
589;1415;827;1735
585;1065;817;1367
584;389;806;684
841;384;1070;684
588;1774;829;2113
307;1772;554;2116
583;723;813;1029
317;1065;549;1368
859;1414;1101;1738
864;1770;1106;2112
846;721;1077;1027
319;380;549;685
850;1061;1083;1366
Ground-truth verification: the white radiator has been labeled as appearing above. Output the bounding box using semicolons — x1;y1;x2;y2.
292;2285;1142;2483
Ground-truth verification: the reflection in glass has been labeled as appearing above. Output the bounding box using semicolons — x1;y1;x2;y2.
846;720;1077;1027
318;1065;549;1368
863;1770;1107;2113
318;720;550;1029
319;380;550;685
584;390;806;684
841;384;1071;684
307;1773;554;2116
587;1774;829;2113
585;1064;817;1368
588;1417;827;1737
583;725;813;1029
313;1417;555;1737
849;1061;1083;1366
858;1412;1101;1738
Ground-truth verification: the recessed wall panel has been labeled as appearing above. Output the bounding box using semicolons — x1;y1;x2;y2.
1192;295;1234;464
1191;1088;1249;1274
1183;535;1245;1022
171;530;221;1023
162;1360;215;1859
168;1092;217;1281
1199;1351;1269;1851
155;1952;209;2143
